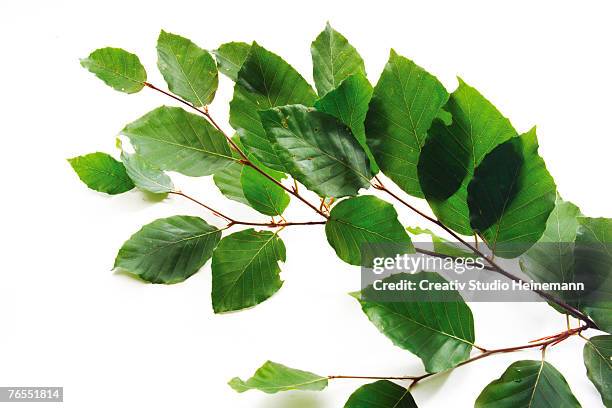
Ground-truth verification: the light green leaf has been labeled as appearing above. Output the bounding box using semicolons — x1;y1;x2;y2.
583;335;612;407
212;229;286;313
326;196;413;266
229;361;328;394
354;272;475;373
68;152;134;195
121;106;234;176
120;152;174;194
406;226;475;259
241;166;290;216
344;380;418;408
156;30;218;106
475;360;581;408
311;22;366;96
229;42;317;171
213;160;248;204
259;104;372;198
418;80;517;235
213;42;250;81
519;195;581;309
80;47;146;94
365;50;448;198
574;217;612;333
315;73;377;173
468;128;556;258
114;216;221;284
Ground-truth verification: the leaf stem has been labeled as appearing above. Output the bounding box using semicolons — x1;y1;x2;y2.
144;82;329;220
372;180;598;329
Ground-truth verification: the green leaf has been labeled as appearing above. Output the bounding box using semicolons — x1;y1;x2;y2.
311;22;366;96
354;272;475;373
80;47;146;94
326;196;413;266
156;30;218;106
468;128;556;258
121;106;234;176
344;380;418;408
114;216;221;284
229;42;317;171
120;152;174;194
314;73;378;173
574;217;612;333
241;166;290;216
213;160;248;204
229;361;328;394
211;229;286;313
406;226;476;259
259;104;372;198
418;80;517;235
475;360;581;408
365;50;448;198
583;335;612;407
519;195;581;308
213;42;250;81
68;152;134;195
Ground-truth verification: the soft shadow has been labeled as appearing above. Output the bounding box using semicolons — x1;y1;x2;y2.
255;392;323;408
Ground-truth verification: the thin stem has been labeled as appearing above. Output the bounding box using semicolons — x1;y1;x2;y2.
144;82;329;220
373;181;598;329
328;325;588;388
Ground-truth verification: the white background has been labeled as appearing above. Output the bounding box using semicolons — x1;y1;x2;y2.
1;0;611;406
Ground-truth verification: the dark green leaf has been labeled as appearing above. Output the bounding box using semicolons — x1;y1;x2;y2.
574;217;612;333
80;47;146;93
121;106;234;176
326;196;413;266
212;229;286;313
213;42;250;81
354;272;475;373
315;73;378;172
156;30;218;106
229;42;317;171
475;360;581;408
344;380;418;408
120;152;174;194
68;152;134;195
419;80;517;235
114;216;221;284
229;361;328;394
365;50;448;198
311;22;366;96
259;104;372;197
241;166;290;216
519;195;581;308
583;335;612;407
468;128;556;258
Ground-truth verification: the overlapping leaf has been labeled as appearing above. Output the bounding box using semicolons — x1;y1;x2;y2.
120;152;174;194
583;335;612;407
406;226;476;259
211;229;286;313
156;30;218;106
259;104;372;197
475;360;581;408
468;128;556;258
365;50;448;198
354;272;475;373
80;47;146;93
213;42;251;81
229;42;317;171
326;196;413;265
344;380;418;408
229;361;328;394
315;73;377;172
241;166;289;216
121;106;234;176
114;216;221;284
418;80;517;235
68;152;134;195
311;23;366;96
